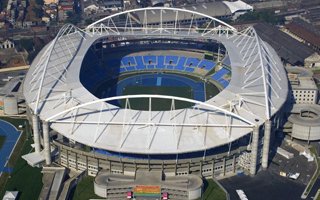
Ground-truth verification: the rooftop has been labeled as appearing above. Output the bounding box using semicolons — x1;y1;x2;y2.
254;23;314;65
289;76;318;90
23;9;288;154
285;18;320;48
286;66;317;90
134;1;252;24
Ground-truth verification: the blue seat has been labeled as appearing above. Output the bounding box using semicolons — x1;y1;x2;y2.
198;60;215;71
176;57;186;68
135;56;146;70
165;55;179;65
157;56;166;69
126;66;135;71
211;68;230;81
219;79;230;88
166;65;174;70
185;57;200;68
147;65;155;69
174;66;185;71
143;55;157;64
185;67;194;72
175;58;185;71
119;67;126;73
122;56;136;66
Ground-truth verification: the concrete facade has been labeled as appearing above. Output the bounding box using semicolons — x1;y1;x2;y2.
94;171;203;199
55;140;240;178
43;121;52;165
262;120;272;169
249;126;259;175
32;115;41;153
286;104;320;142
287;71;318;104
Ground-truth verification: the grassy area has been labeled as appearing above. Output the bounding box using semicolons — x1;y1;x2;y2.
121;86;194;110
0;135;6;149
304;147;320;195
0;137;43;200
199;179;227;200
0;117;43;200
71;176;100;200
317;189;320;200
95;72;220;111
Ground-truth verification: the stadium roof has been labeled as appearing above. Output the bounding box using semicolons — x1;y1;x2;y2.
23;8;288;154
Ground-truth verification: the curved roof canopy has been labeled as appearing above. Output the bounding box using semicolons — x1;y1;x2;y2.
23;7;288;154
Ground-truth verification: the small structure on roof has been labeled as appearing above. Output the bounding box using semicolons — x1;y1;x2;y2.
2;191;18;200
305;52;320;68
0;40;15;49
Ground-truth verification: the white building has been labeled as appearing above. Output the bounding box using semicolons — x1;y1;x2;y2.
288;73;318;104
44;0;59;5
305;53;320;68
0;40;15;49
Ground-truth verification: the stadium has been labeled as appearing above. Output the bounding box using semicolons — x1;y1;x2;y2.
23;7;288;199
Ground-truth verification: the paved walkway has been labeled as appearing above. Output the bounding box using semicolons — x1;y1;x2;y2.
0;120;21;175
0;65;29;73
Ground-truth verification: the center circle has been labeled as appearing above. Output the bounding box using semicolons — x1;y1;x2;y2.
94;72;219;111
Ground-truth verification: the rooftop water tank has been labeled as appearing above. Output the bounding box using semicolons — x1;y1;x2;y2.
4;95;18;115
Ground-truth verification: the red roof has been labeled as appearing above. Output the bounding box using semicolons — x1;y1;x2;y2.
285;22;320;47
61;5;73;11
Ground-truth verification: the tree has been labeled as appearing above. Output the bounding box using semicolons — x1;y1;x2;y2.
19;39;34;52
85;18;93;25
33;7;44;18
236;10;284;25
66;13;82;25
35;0;44;6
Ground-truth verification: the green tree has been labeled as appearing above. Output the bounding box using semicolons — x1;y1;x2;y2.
33;7;44;18
237;10;284;25
66;13;82;25
35;0;44;6
19;39;34;52
85;18;93;25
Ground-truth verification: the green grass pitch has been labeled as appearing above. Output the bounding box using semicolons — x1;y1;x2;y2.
121;86;194;110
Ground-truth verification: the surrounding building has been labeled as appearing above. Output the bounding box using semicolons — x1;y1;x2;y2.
0;39;15;49
304;52;320;68
83;0;124;16
44;0;59;4
287;67;318;104
285;104;320;142
133;1;253;25
284;18;320;53
254;23;315;66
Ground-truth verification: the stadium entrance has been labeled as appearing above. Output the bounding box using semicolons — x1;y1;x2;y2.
94;73;219;111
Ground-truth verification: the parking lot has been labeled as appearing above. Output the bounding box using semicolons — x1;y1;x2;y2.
220;138;317;200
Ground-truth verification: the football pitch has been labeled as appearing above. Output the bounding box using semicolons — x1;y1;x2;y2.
120;86;194;110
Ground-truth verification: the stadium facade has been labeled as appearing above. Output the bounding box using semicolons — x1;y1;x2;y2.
23;7;288;199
